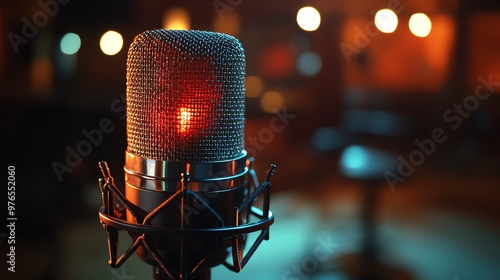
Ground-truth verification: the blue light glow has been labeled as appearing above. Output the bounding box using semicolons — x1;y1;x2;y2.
297;51;322;77
60;33;81;55
340;145;368;170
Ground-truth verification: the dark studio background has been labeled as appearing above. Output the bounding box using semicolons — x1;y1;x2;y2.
1;0;500;279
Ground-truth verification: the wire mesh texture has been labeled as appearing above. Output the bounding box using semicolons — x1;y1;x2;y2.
126;30;246;162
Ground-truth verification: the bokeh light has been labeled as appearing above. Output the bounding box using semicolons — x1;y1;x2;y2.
244;76;264;98
341;145;368;170
257;44;295;79
99;30;123;56
260;90;285;113
409;13;432;37
296;7;321;31
296;51;322;77
30;56;53;95
340;145;398;180
374;9;398;33
312;127;341;151
163;7;190;30
213;12;240;36
60;33;81;55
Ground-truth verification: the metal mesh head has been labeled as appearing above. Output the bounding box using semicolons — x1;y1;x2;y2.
126;30;245;162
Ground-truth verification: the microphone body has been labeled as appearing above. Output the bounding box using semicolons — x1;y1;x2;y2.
97;30;275;280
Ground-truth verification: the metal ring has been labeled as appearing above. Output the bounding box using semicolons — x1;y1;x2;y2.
98;206;274;238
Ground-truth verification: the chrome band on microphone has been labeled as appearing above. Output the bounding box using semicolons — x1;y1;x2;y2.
124;150;248;192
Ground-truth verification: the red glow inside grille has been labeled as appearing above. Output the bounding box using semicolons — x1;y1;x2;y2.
174;100;215;137
148;70;222;145
126;30;245;161
178;107;192;134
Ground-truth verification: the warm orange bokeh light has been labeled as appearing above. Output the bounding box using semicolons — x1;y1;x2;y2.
30;56;54;95
163;7;190;30
340;14;454;92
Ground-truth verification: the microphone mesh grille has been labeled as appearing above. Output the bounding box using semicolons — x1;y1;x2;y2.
126;30;245;162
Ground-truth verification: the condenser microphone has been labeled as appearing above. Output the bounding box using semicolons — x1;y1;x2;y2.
97;30;276;280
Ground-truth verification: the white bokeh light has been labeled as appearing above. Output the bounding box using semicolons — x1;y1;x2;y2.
100;30;123;56
409;13;432;37
374;9;398;33
296;7;321;31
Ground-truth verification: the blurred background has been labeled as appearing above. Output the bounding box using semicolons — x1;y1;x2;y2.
1;0;500;279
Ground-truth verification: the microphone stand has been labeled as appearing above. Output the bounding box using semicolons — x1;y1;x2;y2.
153;266;210;280
98;161;275;280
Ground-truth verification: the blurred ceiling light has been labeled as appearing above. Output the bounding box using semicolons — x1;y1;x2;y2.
213;12;240;36
260;90;285;113
100;30;123;56
296;6;321;31
163;7;190;30
409;13;432;37
244;76;264;98
374;9;398;33
60;33;81;55
297;51;322;77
